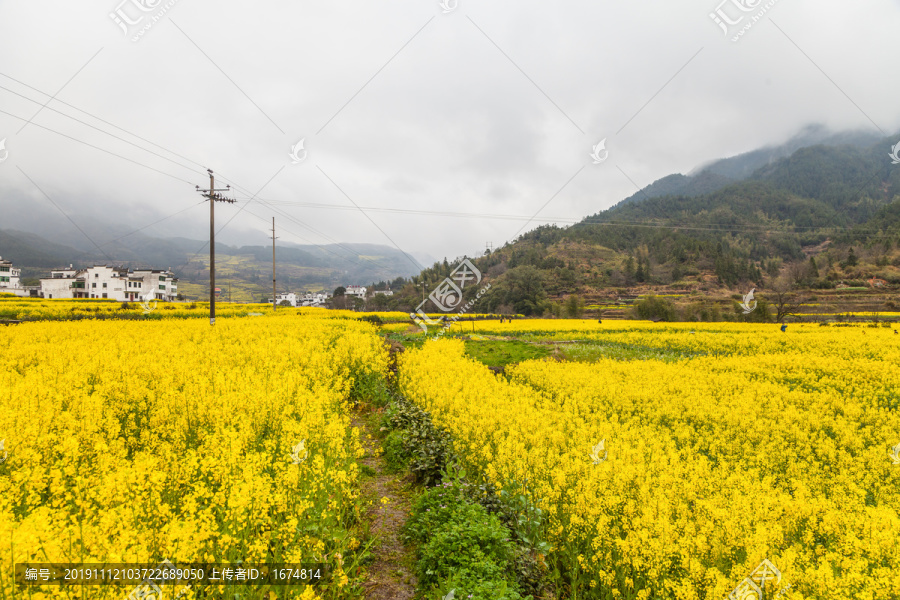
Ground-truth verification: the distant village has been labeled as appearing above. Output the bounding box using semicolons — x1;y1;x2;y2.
0;256;391;308
270;285;393;307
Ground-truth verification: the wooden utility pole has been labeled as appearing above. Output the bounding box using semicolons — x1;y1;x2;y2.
271;217;277;311
196;169;235;325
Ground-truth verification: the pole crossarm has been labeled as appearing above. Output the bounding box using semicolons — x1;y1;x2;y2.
195;188;236;203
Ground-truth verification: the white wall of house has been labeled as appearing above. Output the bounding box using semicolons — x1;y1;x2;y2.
39;267;83;299
39;277;75;299
83;266;129;300
124;278;145;302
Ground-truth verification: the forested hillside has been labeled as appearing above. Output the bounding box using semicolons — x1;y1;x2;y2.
374;133;900;318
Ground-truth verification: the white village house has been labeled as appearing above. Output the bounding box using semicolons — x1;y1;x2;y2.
0;257;22;292
344;285;367;299
269;292;300;307
131;268;177;302
301;292;330;306
39;265;178;301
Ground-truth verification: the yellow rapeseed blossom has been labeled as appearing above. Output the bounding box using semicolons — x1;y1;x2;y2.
0;314;388;598
399;322;900;599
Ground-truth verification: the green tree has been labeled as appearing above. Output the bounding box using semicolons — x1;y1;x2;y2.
633;296;676;321
564;294;584;318
503;266;546;316
624;256;635;282
370;294;390;310
548;301;563;318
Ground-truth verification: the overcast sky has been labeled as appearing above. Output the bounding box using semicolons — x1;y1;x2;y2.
1;0;899;262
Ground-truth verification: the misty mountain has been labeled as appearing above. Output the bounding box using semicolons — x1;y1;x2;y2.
420;129;900;316
582;133;900;252
0;226;430;295
617;124;886;208
0;230;88;269
616;170;735;207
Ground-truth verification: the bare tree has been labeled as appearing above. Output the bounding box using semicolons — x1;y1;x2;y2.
766;278;803;322
788;260;810;286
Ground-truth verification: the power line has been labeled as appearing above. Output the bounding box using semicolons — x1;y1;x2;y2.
17;167;116;263
225;183;408;274
317;165;422;272
0;77;357;270
2;73;419;277
4;70;892;241
0;83;204;178
2;72;567;247
97;201;207;249
2;72;895;254
0;70;209;171
169;172;381;278
239;196;898;236
0;107;196;185
205;167;404;273
241;207;403;275
16;48;103;135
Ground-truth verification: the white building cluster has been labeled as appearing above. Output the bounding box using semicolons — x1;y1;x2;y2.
41;265;178;301
2;255;396;309
0;257;178;301
268;291;332;307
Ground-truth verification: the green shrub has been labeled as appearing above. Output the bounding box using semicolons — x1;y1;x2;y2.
382;394;455;486
738;298;773;323
408;486;518;592
633;295;676;321
383;399;545;599
350;371;390;406
403;482;470;544
359;314;384;326
440;571;525;600
383;430;409;472
464;479;549;597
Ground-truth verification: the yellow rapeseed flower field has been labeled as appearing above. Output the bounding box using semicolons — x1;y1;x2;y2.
0;297;369;321
0;314;388;599
399;322;900;599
